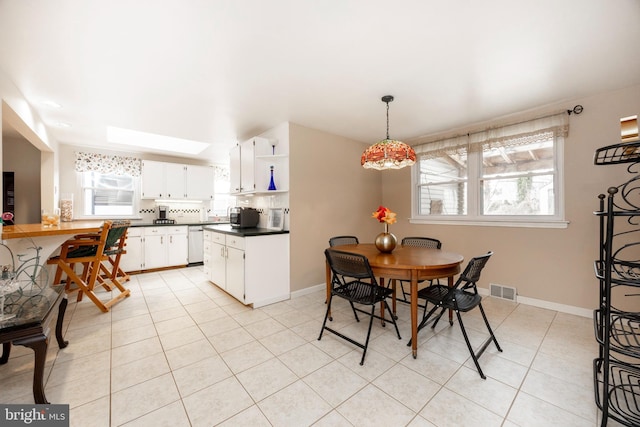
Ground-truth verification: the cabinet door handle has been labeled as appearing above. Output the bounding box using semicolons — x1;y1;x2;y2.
170;236;173;244
161;236;163;244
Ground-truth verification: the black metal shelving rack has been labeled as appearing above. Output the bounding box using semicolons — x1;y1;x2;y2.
593;140;640;427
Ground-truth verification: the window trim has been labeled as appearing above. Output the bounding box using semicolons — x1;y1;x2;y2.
410;115;568;229
75;171;142;220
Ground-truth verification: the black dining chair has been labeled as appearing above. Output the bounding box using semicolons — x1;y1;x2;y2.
393;237;443;306
414;251;502;379
319;248;401;365
329;235;359;247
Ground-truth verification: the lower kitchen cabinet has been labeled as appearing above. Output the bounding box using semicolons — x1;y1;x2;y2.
204;229;289;307
121;226;189;272
207;231;226;287
120;227;143;272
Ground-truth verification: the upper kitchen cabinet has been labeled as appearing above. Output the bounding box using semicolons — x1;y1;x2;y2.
186;165;215;200
165;163;186;199
142;160;214;200
230;136;288;194
230;138;255;194
141;160;165;199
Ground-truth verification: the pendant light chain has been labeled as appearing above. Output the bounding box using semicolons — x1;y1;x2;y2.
361;94;417;170
386;101;390;140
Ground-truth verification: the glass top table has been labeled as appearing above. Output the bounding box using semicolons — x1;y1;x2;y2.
0;284;69;404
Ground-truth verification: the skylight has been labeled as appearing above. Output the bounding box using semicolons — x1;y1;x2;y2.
107;126;209;155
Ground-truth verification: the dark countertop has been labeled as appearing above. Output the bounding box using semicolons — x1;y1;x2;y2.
204;224;289;236
129;221;229;228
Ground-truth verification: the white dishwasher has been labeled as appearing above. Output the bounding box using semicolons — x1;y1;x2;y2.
188;225;204;264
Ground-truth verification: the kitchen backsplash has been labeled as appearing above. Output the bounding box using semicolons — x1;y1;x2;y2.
139;194;290;229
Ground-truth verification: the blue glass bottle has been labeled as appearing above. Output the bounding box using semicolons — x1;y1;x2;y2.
268;165;277;191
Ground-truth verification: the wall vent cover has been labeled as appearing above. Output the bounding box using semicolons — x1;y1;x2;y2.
489;283;517;302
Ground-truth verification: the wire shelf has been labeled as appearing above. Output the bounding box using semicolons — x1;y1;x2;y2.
594;260;640;288
595;141;640;165
593;358;640;426
594;309;640;360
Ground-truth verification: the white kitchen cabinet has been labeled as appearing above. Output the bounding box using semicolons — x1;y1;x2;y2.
230;138;258;194
224;235;245;301
166;225;188;266
141;160;165;199
203;230;213;278
142;160;185;199
205;228;289;307
143;227;168;270
120;226;189;272
142;161;214;200
207;230;227;288
230;136;289;194
120;227;143;272
164;163;187;199
185;165;214;200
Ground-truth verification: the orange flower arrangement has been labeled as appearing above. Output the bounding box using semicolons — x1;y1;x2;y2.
371;206;397;225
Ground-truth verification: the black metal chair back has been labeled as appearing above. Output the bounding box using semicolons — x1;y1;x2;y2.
319;248;401;365
454;251;492;293
401;237;442;249
394;237;444;306
414;251;501;379
329;235;359;247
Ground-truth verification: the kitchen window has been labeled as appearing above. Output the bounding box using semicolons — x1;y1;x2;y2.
411;112;569;227
74;151;141;218
80;171;138;217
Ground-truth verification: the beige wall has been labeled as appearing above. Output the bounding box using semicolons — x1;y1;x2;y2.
1;71;58;214
2;135;41;223
289;123;383;292
384;84;640;312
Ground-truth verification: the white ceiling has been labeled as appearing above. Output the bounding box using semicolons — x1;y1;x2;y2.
1;0;639;162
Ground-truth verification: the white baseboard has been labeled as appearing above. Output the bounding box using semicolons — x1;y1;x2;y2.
292;283;592;318
477;287;592;318
290;283;325;299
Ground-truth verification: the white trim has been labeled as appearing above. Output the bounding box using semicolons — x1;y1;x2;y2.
252;294;290;308
290;283;325;299
409;218;570;229
477;286;592;318
296;282;591;318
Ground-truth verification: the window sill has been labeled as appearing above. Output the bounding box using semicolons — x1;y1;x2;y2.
76;216;143;221
409;218;569;229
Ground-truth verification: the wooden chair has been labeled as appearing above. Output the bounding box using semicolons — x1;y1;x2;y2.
48;220;131;312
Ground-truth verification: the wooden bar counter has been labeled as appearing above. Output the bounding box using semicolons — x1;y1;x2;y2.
1;220;103;240
1;221;104;264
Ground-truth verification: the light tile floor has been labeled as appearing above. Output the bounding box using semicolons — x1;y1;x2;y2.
0;267;618;426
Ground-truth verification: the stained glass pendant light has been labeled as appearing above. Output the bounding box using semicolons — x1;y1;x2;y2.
361;95;416;170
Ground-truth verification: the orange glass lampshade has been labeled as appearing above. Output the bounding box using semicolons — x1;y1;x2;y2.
361;139;416;170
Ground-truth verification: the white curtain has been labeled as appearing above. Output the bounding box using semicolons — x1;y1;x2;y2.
414;112;569;159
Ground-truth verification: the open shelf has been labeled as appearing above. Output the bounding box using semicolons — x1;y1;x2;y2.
594;309;640;359
594;260;640;288
594;141;640;165
593;359;640;427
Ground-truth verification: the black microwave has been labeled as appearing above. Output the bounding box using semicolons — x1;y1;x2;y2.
229;207;260;228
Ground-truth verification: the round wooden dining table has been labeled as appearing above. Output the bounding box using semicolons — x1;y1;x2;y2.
326;243;464;358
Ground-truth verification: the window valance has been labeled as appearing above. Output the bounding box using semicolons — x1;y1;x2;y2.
75;151;142;177
414;112;569;159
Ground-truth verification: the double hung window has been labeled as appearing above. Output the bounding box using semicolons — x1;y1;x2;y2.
412;113;568;226
81;171;137;216
75;151;141;218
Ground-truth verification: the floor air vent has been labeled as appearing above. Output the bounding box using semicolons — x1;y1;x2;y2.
490;283;517;302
